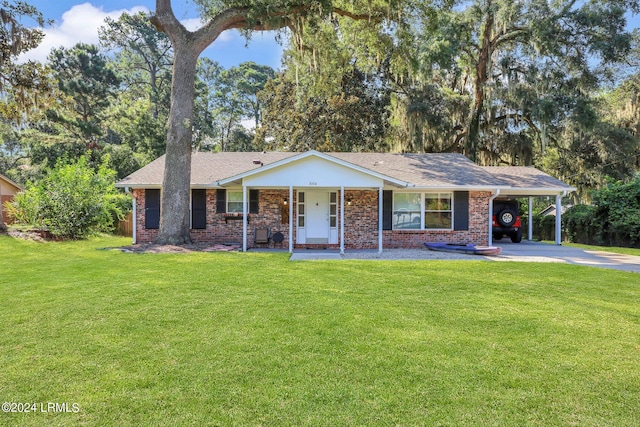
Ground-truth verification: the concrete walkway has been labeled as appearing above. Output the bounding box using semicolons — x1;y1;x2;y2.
492;241;640;273
289;241;640;274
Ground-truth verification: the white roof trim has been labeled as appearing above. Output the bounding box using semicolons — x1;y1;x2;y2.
407;185;512;192
216;150;410;187
498;186;576;195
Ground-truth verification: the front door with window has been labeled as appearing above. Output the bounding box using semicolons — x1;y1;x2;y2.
297;191;338;244
305;191;330;243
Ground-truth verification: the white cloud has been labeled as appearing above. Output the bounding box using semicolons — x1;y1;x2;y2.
19;3;149;63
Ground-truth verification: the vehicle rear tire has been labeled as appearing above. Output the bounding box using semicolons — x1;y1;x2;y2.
497;209;517;227
511;228;523;243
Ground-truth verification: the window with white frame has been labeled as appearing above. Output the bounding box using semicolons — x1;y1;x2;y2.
392;192;453;230
424;193;452;229
227;191;244;213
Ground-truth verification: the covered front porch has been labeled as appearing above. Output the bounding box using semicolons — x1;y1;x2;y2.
215;151;408;254
237;186;386;254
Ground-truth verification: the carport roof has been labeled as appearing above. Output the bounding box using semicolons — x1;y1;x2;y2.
483;166;575;196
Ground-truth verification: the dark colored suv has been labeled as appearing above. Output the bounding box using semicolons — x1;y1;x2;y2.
492;198;523;243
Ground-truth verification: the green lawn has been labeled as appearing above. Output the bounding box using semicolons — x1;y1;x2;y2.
1;236;639;426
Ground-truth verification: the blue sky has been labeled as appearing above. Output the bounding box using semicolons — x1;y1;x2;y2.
22;1;286;69
21;1;640;70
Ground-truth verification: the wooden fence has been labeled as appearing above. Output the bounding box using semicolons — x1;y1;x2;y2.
116;212;133;237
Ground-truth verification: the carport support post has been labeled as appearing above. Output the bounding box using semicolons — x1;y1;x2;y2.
555;194;562;245
528;197;533;241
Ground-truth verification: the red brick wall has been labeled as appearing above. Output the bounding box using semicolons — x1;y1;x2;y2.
134;189;490;248
134;188;291;248
383;191;491;248
343;190;380;249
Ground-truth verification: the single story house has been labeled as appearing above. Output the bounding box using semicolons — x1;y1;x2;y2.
0;173;23;225
116;150;575;252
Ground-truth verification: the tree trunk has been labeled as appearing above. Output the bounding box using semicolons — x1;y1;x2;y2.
156;46;198;244
466;7;494;163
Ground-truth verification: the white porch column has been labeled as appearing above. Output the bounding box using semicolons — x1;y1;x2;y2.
555;194;562;245
340;186;345;254
289;186;293;253
378;187;383;253
131;189;137;244
242;185;247;252
528;196;533;241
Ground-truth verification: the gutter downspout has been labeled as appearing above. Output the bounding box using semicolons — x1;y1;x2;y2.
488;189;501;246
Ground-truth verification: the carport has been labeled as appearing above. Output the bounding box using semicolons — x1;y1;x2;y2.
484;167;576;246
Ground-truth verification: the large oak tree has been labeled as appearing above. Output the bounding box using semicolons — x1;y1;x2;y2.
150;0;401;244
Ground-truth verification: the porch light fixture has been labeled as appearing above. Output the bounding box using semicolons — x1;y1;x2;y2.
283;197;288;205
347;199;352;206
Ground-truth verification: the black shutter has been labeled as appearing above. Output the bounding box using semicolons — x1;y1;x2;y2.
192;189;206;229
216;189;226;213
249;189;259;214
382;190;393;230
145;189;160;229
453;191;469;231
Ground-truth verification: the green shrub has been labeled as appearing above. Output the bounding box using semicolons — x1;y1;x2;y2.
8;155;130;239
563;204;598;244
564;175;640;247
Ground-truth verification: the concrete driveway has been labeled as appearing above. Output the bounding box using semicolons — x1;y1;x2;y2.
493;241;640;274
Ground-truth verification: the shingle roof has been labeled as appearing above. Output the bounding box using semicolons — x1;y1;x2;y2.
483;166;575;192
117;152;297;187
116;151;571;194
329;153;505;188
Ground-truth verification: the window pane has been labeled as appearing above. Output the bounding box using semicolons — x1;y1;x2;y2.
330;217;336;227
330;205;337;215
228;191;242;202
298;192;305;203
330;193;337;203
298;217;305;227
425;212;452;229
228;202;243;213
439;195;451;210
425;194;439;210
299;205;304;215
393;212;421;229
395;193;420;210
393;193;421;229
227;191;243;213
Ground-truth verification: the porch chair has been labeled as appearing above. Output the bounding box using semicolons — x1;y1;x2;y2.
254;227;271;247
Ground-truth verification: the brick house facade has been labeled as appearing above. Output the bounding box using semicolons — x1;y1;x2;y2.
118;151;574;251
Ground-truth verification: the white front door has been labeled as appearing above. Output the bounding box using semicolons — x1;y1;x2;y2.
305;191;330;243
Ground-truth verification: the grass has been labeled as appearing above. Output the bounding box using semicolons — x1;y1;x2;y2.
1;235;639;426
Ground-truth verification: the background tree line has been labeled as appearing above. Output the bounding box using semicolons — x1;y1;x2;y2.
1;0;639;238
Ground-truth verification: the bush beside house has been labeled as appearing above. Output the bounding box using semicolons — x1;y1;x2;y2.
6;156;130;239
563;175;640;248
